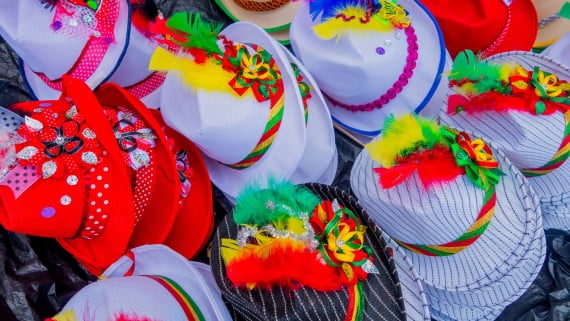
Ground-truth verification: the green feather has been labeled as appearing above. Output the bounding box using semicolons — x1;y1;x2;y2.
449;50;505;93
166;12;223;55
233;180;321;226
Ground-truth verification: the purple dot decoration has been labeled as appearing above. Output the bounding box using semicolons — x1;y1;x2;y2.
41;207;56;218
376;47;385;55
103;37;113;44
52;21;62;31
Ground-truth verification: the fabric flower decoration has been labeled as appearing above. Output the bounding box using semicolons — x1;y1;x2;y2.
16;104;101;179
104;109;156;170
175;149;193;198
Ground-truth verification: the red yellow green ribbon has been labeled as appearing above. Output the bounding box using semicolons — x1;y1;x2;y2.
397;186;497;256
144;275;205;321
521;110;570;177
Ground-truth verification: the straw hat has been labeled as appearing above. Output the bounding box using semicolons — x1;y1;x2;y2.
149;14;307;199
209;181;424;321
533;0;570;48
289;0;450;137
5;0;131;99
350;114;545;318
440;50;570;230
47;244;232;321
214;0;301;43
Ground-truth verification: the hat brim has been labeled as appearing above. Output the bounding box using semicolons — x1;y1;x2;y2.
102;244;232;321
214;0;299;32
21;0;131;100
290;0;449;137
483;0;537;55
533;0;570;47
94;83;180;249
210;183;407;321
351;143;545;298
278;44;338;184
198;22;307;199
55;77;135;273
162;125;215;260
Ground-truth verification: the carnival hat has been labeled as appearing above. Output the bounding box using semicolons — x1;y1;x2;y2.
421;0;538;58
0;76;135;272
440;50;570;230
150;110;215;260
533;0;570;48
8;0;131;100
210;181;410;321
150;14;306;199
289;0;449;137
278;44;338;185
214;0;300;43
350;114;545;315
106;0;165;109
47;244;232;321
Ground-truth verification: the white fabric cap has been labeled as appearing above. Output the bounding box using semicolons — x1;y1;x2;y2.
50;244;232;321
0;0;89;80
107;21;163;109
289;0;449;136
278;44;338;184
350;140;545;307
20;0;130;100
440;51;570;231
159;22;306;199
542;33;570;67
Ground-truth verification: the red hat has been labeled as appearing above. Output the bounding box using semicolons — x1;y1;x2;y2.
93;83;181;248
0;76;135;270
421;0;538;58
151;111;214;259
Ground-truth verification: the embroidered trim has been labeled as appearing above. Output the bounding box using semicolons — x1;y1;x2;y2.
323;25;418;112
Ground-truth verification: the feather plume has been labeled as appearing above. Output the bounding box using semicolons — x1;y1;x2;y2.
449;50;517;95
306;0;352;20
225;237;344;291
233;180;320;226
113;313;157;321
365;114;443;167
165;12;223;56
149;47;239;95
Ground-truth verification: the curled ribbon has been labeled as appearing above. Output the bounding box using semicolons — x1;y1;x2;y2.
40;120;84;158
223;44;281;102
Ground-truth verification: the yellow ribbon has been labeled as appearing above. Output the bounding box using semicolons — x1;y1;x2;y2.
470;138;496;164
535;70;563;97
326;223;366;263
240;53;271;80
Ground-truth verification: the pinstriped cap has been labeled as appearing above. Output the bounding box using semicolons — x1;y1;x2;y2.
210;183;420;321
350;127;546;320
441;51;570;230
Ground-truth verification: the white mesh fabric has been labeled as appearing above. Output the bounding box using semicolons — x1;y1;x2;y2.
289;0;448;135
0;0;88;79
350;144;543;291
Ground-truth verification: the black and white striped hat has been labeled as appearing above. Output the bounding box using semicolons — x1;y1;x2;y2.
350;123;546;320
440;51;570;231
210;183;430;321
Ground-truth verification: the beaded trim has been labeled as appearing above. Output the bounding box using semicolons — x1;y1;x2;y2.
323;25;418;112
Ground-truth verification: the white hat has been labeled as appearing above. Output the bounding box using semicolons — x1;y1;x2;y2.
277;43;337;184
150;14;306;199
289;0;450;137
47;244;232;321
440;50;570;230
542;32;570;67
106;5;165;109
350;114;545;317
8;0;131;100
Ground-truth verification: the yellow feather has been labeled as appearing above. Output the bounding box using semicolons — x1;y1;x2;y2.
149;47;240;97
312;6;393;40
365;114;424;167
499;63;519;83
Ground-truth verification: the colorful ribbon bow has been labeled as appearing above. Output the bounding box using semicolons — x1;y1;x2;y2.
110;111;156;170
292;63;311;124
223;44;281;103
443;127;502;190
175;149;193;198
40;120;84;158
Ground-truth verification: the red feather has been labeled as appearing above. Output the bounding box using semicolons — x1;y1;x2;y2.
113;312;158;321
226;239;345;291
448;92;559;115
